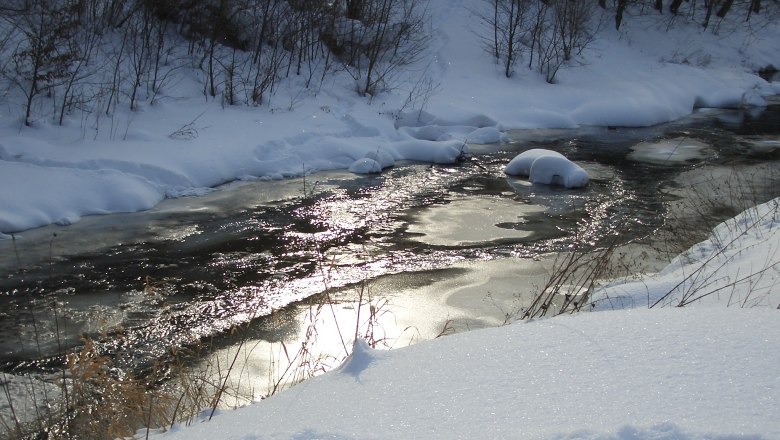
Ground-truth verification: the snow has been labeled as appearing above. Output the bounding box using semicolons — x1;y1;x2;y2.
0;160;163;232
146;197;780;440
364;149;396;169
0;1;777;233
505;149;589;188
528;154;589;188
155;307;779;440
348;157;382;174
505;148;566;176
1;0;779;438
592;198;780;309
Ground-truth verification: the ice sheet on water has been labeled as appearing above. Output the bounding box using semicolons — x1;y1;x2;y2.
628;137;712;165
1;373;62;436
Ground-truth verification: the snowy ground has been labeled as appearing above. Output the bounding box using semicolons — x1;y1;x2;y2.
145;196;780;440
154;308;778;440
1;0;779;438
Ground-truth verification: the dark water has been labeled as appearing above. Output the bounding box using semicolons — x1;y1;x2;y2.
1;102;779;376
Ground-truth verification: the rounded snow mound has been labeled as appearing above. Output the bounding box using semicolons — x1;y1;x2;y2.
505;149;588;189
628;137;713;165
364;149;395;169
467;126;503;144
349;148;396;175
349;157;382;174
505;149;566;176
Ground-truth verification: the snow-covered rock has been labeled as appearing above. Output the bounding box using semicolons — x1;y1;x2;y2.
504;149;588;188
528;155;589;188
349;148;396;174
466;126;503;144
364;149;395;169
348;158;382;174
504;149;566;176
391;140;470;164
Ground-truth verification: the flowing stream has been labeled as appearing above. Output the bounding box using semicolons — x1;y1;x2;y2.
1;101;779;400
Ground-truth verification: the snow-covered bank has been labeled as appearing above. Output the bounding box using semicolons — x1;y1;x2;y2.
593;198;780;310
153;307;779;440
1;0;779;437
146;196;780;440
1;0;779;234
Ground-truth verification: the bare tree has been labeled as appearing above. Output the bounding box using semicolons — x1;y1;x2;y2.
325;0;430;96
477;0;531;78
555;0;595;62
603;0;774;30
7;0;81;126
126;6;155;110
530;0;563;83
104;27;127;115
56;13;102;125
525;0;595;83
0;7;19;79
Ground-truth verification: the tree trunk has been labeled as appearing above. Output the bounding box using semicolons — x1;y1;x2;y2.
750;0;760;14
346;0;363;20
615;0;628;29
703;0;716;28
669;0;685;14
716;0;734;18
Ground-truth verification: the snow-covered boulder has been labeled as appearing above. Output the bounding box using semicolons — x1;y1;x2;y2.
364;149;395;169
349;149;395;175
349;157;382;174
391;139;470;164
528;155;589;188
504;149;566;176
505;149;588;189
467;126;503;144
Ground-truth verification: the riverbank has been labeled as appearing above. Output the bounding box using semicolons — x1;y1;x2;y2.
156;310;779;439
1;1;779;438
145;180;780;439
1;0;779;236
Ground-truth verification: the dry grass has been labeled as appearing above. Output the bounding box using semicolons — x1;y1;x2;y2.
1;282;396;439
2;181;408;439
10;150;774;438
1;337;174;440
516;157;780;318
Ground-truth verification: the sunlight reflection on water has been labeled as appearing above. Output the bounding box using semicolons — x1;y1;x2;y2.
2;104;780;379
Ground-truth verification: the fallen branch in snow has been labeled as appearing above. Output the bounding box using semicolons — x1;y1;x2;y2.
168;110;209;140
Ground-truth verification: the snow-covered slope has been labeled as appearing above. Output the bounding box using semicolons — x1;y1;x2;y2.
154;307;779;440
593;198;780;309
148;196;780;440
